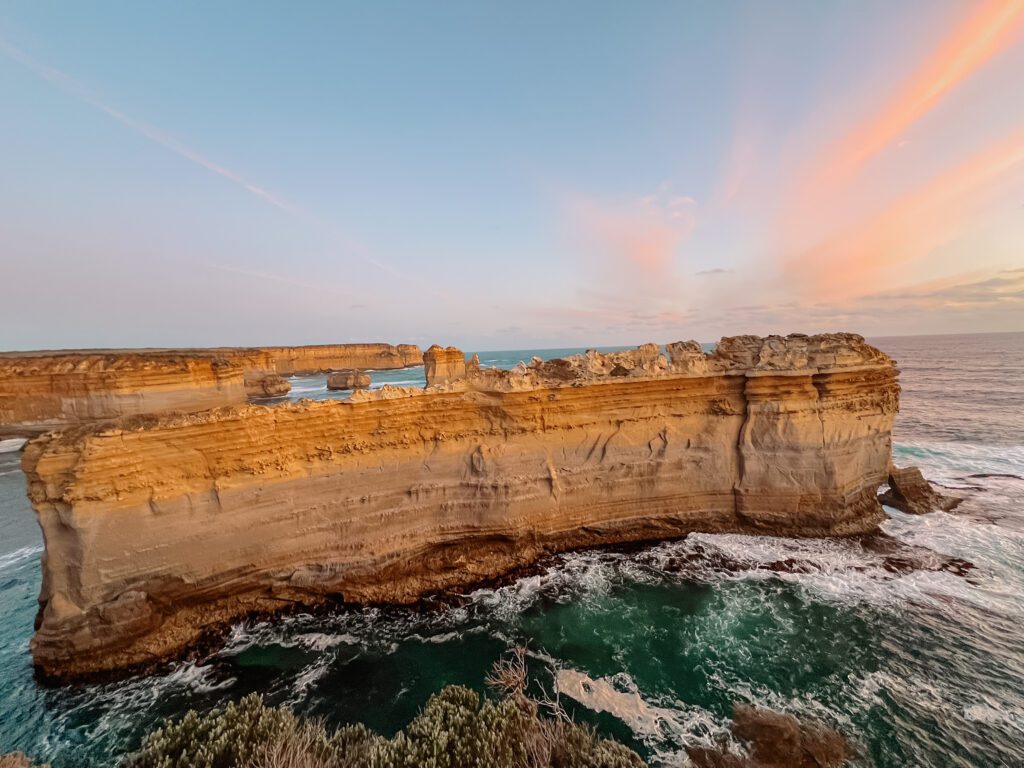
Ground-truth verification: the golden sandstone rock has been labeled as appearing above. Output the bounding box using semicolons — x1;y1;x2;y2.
423;345;468;387
326;369;372;390
0;352;246;437
21;333;899;681
0;343;422;435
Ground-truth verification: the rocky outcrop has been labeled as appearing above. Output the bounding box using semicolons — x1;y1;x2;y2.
244;372;292;398
22;333;899;680
0;343;421;434
879;466;962;514
687;703;848;768
326;370;371;390
423;345;467;387
0;352;247;437
259;343;423;375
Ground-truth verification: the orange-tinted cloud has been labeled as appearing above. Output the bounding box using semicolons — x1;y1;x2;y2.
569;189;696;277
786;127;1024;299
807;0;1024;198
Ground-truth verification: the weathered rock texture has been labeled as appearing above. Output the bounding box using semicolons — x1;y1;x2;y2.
326;370;371;391
879;466;962;515
22;333;899;680
244;372;292;398
0;353;246;437
0;343;421;435
257;343;422;375
423;345;467;387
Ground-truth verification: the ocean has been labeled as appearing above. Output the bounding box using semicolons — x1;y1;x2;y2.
1;333;1022;767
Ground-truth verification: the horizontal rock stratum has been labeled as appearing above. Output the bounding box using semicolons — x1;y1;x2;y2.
22;333;899;680
0;343;422;435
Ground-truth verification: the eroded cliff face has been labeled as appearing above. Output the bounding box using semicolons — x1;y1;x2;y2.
0;353;246;437
423;345;468;386
22;333;898;680
261;343;423;375
0;343;422;434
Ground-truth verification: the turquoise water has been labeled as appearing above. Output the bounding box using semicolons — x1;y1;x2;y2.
1;335;1023;766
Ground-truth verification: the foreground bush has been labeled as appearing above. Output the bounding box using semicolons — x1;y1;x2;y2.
0;755;48;768
124;652;646;768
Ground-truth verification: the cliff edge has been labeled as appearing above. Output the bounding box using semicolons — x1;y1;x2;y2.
22;333;898;680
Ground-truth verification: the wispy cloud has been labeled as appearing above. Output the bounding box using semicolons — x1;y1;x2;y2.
696;267;731;276
801;0;1024;199
858;267;1024;310
565;185;697;278
203;262;356;297
786;127;1024;299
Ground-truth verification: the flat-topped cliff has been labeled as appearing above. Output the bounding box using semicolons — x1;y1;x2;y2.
0;352;246;437
256;343;422;374
0;343;422;434
21;333;899;680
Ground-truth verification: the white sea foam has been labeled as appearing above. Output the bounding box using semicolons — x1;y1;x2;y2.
894;440;1024;484
0;438;26;454
287;656;333;704
0;545;42;573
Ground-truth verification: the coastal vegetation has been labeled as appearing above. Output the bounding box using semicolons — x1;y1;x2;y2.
124;650;645;768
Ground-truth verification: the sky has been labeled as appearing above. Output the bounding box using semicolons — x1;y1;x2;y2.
1;0;1023;351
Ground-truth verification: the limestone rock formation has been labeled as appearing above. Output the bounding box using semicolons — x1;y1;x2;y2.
258;343;422;375
0;352;246;437
22;333;899;680
879;466;962;514
423;345;467;387
244;371;292;398
0;343;421;434
397;343;423;367
326;369;371;390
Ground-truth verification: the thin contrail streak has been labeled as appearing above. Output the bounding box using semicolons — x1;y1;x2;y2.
0;38;432;289
0;38;295;212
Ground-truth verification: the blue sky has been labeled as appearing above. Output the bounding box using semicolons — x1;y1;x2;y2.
2;1;1023;350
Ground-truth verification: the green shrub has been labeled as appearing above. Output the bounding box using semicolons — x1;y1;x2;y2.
124;669;647;768
123;694;327;768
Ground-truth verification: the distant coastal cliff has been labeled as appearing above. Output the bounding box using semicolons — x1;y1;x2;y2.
19;333;899;681
0;343;422;435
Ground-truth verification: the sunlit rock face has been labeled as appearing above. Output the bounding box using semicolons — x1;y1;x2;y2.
0;352;247;437
423;345;467;387
257;343;423;375
21;333;899;681
326;369;371;390
0;343;422;435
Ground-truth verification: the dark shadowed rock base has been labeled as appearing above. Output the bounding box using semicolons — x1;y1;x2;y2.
880;466;963;515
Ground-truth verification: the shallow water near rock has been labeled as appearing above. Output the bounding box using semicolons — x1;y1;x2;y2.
1;333;1023;767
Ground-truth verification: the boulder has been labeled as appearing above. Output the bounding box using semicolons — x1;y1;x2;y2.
244;372;291;398
879;466;962;514
666;340;708;374
326;369;371;391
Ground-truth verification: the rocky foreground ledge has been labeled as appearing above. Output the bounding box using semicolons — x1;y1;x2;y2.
22;333;899;680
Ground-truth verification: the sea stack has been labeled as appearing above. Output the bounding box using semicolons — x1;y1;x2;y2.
423;345;468;387
326;369;372;390
22;333;899;680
